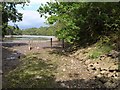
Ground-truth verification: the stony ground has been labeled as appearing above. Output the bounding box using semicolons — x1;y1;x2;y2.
2;40;120;89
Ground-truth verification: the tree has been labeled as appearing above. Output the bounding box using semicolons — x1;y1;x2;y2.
38;2;120;45
1;0;29;37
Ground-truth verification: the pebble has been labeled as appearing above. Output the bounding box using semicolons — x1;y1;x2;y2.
63;68;66;72
6;56;16;60
85;59;91;65
0;70;3;74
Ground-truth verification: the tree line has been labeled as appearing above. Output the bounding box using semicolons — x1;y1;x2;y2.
4;25;57;36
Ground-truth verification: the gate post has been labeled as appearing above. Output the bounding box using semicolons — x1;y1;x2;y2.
62;39;64;48
50;38;52;48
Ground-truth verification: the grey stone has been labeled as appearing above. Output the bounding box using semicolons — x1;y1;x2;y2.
104;81;118;88
108;72;114;78
107;50;119;58
0;70;2;74
96;74;103;78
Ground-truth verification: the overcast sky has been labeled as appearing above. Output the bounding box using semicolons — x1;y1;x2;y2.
8;0;52;30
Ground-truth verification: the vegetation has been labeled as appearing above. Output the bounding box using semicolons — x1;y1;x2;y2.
4;25;22;35
1;0;29;37
4;53;57;88
88;44;113;59
4;23;61;36
38;2;120;46
22;26;56;36
2;1;120;89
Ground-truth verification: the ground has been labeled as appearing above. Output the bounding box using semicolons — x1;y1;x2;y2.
2;40;120;89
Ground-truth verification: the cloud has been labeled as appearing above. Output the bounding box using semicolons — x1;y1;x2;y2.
9;10;48;29
8;0;51;29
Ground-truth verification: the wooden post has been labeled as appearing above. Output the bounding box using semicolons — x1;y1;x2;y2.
62;39;64;48
50;38;52;48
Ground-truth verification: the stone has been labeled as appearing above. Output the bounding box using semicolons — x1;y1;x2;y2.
85;59;91;65
99;77;108;84
109;65;118;70
87;66;94;71
35;76;42;79
28;46;32;50
93;70;100;75
87;47;91;51
108;72;114;78
107;50;119;58
100;70;107;74
114;72;119;77
6;56;16;60
104;81;118;88
93;62;100;69
36;47;40;49
61;83;66;87
100;65;110;71
71;59;74;63
62;68;66;72
88;63;94;67
0;70;3;74
96;74;103;78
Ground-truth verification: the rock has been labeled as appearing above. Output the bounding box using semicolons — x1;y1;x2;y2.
13;49;17;52
85;59;91;65
61;83;66;87
107;50;119;58
100;55;106;58
100;70;107;74
111;72;119;79
99;55;106;60
87;47;91;51
96;74;103;78
114;72;119;77
99;77;108;84
87;63;95;71
28;46;32;50
109;65;118;70
36;47;40;50
100;65;110;71
104;81;118;88
6;56;16;60
71;59;74;63
0;70;3;74
62;68;66;72
93;62;100;69
88;63;94;67
93;70;100;76
35;76;42;79
107;72;114;77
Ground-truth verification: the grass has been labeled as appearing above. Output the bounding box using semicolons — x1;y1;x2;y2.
89;43;113;59
3;53;57;88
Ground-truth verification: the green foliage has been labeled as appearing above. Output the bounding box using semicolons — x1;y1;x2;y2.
1;0;29;37
38;2;120;45
89;44;113;59
89;50;102;59
5;25;22;35
22;26;56;36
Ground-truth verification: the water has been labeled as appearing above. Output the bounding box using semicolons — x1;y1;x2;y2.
3;35;56;42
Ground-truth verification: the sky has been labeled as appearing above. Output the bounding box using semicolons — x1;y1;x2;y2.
8;0;52;30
